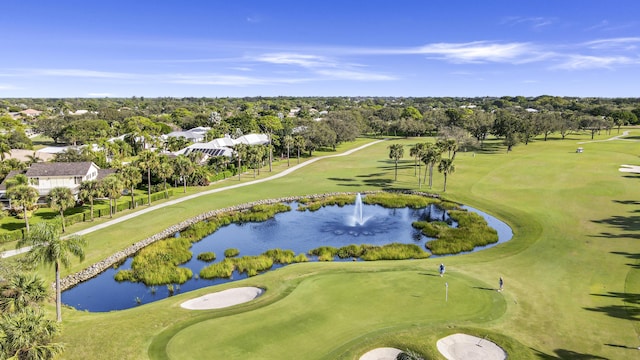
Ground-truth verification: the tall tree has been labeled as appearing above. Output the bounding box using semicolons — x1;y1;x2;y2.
283;135;294;167
438;158;456;192
47;187;75;233
155;157;174;198
388;144;404;181
7;185;39;233
136;150;160;206
258;115;283;172
410;143;427;187
78;180;101;221
120;165;142;209
174;156;194;192
232;144;249;181
17;222;86;322
421;144;442;189
101;175;123;218
293;135;305;164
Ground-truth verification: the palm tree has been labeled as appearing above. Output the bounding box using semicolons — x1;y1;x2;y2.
174;156;194;193
294;135;305;164
7;184;39;233
283;135;294;167
438;158;456;192
120;165;142;209
0;307;64;359
17;222;86;322
25;152;42;167
388;144;404;181
101;175;123;218
233;143;249;181
0;273;48;313
421;144;442;189
155;157;174;199
136;150;159;206
47;187;75;233
409;143;428;187
78;180;101;221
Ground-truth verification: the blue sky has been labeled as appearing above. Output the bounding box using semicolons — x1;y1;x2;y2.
2;0;639;98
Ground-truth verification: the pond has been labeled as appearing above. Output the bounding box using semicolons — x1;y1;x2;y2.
62;200;512;312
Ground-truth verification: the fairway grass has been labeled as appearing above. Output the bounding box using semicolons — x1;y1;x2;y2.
49;130;640;359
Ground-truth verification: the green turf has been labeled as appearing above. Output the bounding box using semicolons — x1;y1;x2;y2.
19;130;640;359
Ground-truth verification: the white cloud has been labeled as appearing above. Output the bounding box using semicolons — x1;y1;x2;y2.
315;69;396;81
501;16;554;29
0;84;17;90
14;68;135;79
583;37;640;50
413;41;535;63
255;53;337;68
553;55;638;70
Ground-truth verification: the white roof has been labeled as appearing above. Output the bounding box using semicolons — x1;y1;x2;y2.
235;133;269;145
166;131;203;140
209;137;236;148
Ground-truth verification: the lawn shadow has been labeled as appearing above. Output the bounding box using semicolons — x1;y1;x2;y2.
472;286;497;291
591;200;640;237
584;292;640;321
418;272;441;277
533;348;609;359
604;343;638;349
610;251;640;269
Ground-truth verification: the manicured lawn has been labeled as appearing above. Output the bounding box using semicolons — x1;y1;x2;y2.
24;130;640;359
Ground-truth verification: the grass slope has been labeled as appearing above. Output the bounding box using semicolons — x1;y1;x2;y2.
38;130;640;359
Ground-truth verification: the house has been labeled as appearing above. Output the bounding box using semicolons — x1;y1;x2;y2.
162;126;211;143
20;109;43;117
0;162;114;205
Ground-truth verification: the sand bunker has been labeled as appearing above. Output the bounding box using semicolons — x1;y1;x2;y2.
359;347;403;360
437;333;506;360
180;287;264;310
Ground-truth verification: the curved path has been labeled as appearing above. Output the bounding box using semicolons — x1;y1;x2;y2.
1;139;386;259
577;130;639;144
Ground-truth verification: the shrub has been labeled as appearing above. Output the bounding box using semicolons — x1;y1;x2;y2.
197;252;216;262
224;248;240;258
0;230;23;244
309;246;338;261
234;255;274;276
336;244;365;258
422;209;499;255
200;259;235;279
114;237;193;285
360;243;430;261
293;253;309;262
263;248;296;264
297;194;355;211
363;192;438;208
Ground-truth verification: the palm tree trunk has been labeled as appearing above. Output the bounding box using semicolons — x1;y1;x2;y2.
394;161;398;181
109;198;113;218
418;163;422;188
287;145;290;167
55;261;62;322
60;210;66;233
163;179;168;199
443;174;448;192
147;169;151;206
90;200;94;221
130;189;135;209
183;179;187;193
24;208;29;233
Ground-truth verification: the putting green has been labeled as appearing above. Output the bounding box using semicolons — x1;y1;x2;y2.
164;270;505;359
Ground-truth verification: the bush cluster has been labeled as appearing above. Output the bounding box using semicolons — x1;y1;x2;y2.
197;252;216;262
414;209;499;255
297;194;356;211
199;248;308;279
309;243;430;261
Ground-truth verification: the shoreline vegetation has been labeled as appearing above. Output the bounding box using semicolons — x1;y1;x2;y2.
110;192;499;285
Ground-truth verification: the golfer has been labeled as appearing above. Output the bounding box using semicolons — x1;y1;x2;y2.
499;277;504;291
439;263;445;277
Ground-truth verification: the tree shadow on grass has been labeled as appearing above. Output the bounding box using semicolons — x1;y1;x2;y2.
584;292;640;321
533;348;609;359
592;215;640;233
610;251;640;269
326;177;362;187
